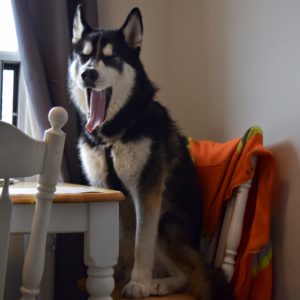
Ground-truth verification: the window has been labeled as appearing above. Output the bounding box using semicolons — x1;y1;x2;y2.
0;0;21;126
1;56;20;126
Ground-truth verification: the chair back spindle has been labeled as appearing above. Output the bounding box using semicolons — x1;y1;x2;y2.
0;107;68;300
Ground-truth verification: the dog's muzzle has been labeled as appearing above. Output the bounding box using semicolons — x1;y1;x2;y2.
81;69;98;87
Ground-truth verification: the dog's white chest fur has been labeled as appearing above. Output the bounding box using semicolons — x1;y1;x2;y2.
111;138;151;194
79;141;108;187
79;137;151;193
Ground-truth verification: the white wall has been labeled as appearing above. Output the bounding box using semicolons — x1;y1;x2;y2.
194;2;300;299
97;1;300;299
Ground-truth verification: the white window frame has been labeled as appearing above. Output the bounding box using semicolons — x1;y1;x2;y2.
0;50;26;130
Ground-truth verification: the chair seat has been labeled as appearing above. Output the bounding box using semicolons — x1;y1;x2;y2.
9;182;125;204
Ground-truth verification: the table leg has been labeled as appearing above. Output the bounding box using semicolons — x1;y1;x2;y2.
84;202;119;300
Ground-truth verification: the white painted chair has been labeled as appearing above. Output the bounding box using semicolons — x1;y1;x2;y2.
0;106;125;300
0;107;68;300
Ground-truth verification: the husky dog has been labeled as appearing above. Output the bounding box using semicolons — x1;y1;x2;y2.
69;6;231;300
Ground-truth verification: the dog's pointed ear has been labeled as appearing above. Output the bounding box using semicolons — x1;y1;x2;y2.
120;7;143;50
72;4;90;44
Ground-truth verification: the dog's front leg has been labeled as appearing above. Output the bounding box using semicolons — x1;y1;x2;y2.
123;188;162;298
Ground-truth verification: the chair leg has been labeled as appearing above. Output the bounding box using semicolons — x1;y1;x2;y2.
20;196;53;300
84;202;119;300
39;234;55;300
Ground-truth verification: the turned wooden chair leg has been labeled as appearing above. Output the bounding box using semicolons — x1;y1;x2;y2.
84;202;119;300
20;107;67;299
20;188;54;300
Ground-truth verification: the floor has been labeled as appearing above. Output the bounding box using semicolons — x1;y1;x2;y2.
77;278;196;300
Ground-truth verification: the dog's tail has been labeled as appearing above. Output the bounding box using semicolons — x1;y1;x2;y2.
188;265;234;300
172;245;233;300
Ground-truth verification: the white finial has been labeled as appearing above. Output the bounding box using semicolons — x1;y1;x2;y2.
48;107;68;132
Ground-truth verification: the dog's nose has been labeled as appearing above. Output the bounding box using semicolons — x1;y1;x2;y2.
81;69;99;85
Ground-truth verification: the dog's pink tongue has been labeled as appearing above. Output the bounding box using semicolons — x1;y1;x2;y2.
86;90;107;133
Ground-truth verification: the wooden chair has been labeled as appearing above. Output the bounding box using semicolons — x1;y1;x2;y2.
0;106;125;300
0;107;68;300
191;128;274;300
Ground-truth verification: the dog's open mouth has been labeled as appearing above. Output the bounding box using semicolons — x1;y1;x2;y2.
86;87;112;133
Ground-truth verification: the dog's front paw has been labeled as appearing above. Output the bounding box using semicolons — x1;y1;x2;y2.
122;281;151;298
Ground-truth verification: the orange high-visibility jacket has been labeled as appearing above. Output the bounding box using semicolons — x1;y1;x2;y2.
189;127;275;300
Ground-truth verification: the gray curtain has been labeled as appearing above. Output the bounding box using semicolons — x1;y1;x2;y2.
11;1;98;299
11;0;98;183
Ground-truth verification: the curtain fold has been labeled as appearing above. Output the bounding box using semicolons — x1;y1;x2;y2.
11;1;99;299
11;0;98;183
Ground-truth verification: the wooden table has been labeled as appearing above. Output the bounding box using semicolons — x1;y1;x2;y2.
9;182;125;300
